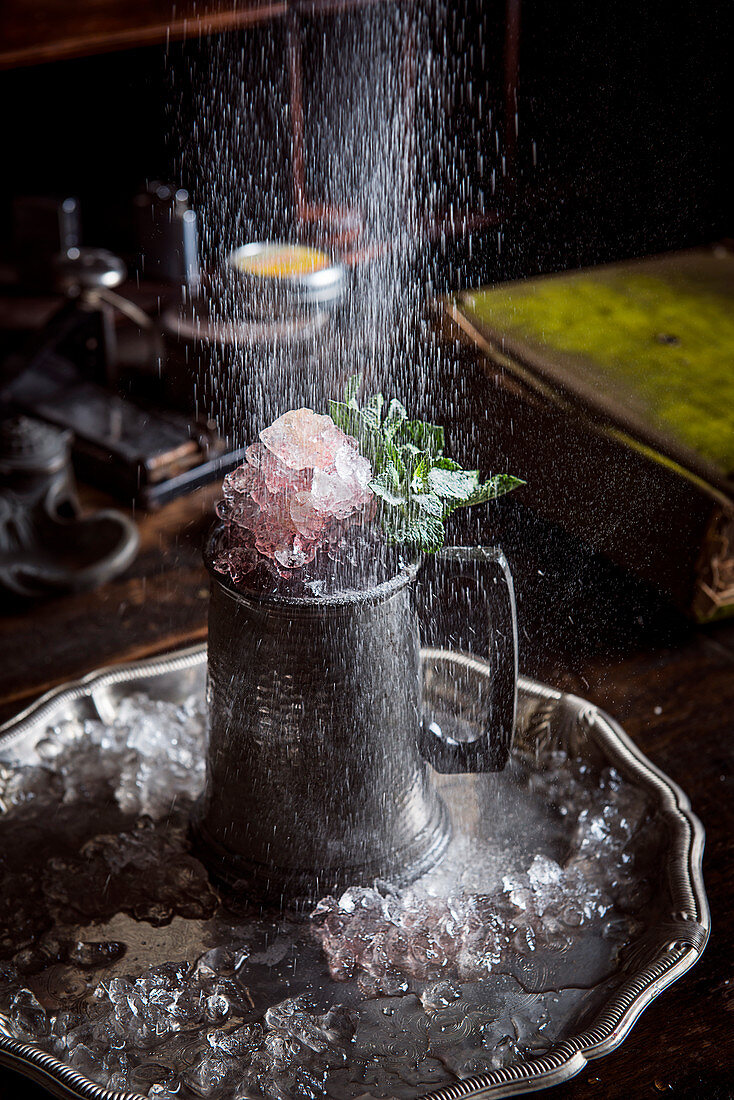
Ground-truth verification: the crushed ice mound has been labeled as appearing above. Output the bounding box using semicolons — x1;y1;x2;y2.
1;952;562;1098
310;761;650;994
311;860;608;988
214;408;374;584
27;693;207;820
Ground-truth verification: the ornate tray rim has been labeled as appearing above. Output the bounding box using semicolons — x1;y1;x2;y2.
0;645;709;1100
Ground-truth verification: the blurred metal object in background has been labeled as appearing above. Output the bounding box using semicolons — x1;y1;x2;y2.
12;195;82;290
52;245;160;387
133;182;200;287
52;245;127;294
0;415;138;597
161;243;347;444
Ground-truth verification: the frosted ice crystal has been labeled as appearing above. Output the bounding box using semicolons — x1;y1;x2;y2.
259;409;346;471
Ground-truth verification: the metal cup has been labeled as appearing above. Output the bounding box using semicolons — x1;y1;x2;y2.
193;531;517;903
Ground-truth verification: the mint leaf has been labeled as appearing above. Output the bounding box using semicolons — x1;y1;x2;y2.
427;466;480;501
383;399;408;437
397;419;444;456
382;438;406;477
382;510;418;545
331;380;524;554
370;464;406;506
464;474;526;505
412;512;445;553
329;400;360;437
361;393;385;430
383;510;445;553
411;492;445;517
410;456;432;492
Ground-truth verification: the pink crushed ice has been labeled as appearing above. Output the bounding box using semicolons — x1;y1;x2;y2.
213;408;373;583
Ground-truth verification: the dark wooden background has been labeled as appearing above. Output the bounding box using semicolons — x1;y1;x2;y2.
0;484;732;1098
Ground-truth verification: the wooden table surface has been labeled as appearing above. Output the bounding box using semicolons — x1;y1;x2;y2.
0;486;732;1099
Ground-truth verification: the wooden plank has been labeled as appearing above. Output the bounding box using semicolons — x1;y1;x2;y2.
0;0;389;70
0;1;288;69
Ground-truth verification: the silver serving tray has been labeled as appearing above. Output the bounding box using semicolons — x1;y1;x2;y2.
0;646;708;1100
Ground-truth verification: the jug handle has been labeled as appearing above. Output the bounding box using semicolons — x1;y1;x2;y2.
418;545;518;773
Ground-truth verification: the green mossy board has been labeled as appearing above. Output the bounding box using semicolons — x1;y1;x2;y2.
459;249;734;483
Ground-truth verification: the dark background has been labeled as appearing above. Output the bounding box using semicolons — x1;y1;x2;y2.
0;0;730;288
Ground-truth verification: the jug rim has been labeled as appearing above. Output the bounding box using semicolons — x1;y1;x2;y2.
203;524;419;613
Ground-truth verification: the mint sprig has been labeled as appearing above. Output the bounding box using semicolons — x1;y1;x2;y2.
330;377;525;553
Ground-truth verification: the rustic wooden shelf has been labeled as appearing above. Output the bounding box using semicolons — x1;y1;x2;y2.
0;0;383;70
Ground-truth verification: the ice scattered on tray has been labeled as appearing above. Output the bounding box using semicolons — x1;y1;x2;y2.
311;849;610;990
0;946;581;1098
0;691;657;1099
3;693;207;820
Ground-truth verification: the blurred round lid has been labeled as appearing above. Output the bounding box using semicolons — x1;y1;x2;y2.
228;242;345;306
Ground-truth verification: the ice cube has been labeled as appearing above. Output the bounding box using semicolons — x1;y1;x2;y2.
259;409;345;471
184;1052;233;1097
68;940;126;970
68;1043;106;1083
10;988;48;1038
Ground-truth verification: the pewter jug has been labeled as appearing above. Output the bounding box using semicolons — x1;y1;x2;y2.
193;533;517;903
